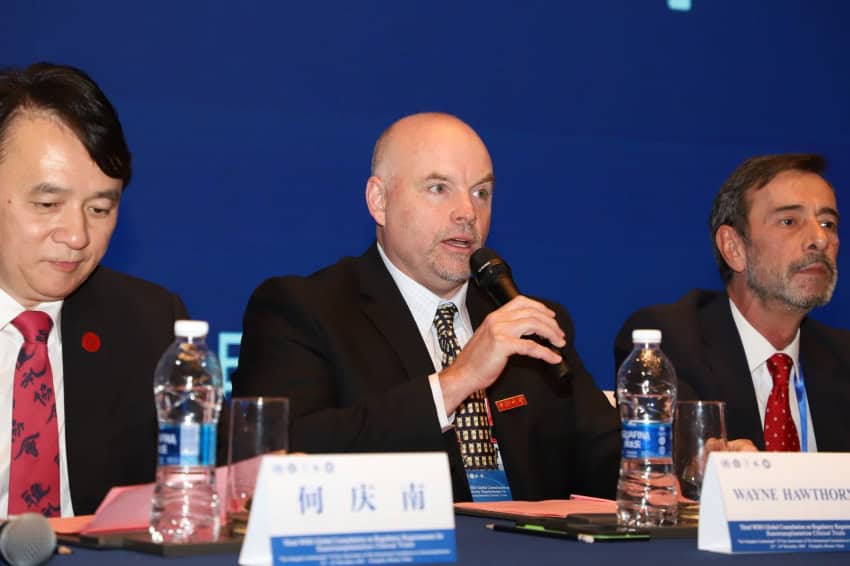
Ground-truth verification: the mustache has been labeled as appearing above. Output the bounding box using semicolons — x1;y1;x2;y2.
789;253;836;276
437;227;482;245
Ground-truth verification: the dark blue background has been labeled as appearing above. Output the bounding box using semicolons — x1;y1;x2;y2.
5;1;848;389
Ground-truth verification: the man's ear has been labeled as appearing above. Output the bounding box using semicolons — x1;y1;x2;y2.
365;176;387;226
715;225;747;274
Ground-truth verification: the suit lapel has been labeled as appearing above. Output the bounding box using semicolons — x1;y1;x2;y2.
60;268;115;505
799;322;845;451
464;281;491;329
355;245;476;498
355;245;436;382
699;295;766;448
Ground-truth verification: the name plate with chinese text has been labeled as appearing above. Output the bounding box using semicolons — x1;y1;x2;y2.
239;453;456;566
698;452;850;554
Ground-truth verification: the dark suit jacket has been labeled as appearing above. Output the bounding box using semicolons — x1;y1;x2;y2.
61;265;187;514
233;244;620;501
614;289;850;451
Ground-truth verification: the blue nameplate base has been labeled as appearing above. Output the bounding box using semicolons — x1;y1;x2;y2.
271;529;456;564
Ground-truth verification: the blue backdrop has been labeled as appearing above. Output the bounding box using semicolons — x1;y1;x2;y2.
5;1;848;390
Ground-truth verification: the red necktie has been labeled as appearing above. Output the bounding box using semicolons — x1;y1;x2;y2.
9;311;60;517
763;353;801;452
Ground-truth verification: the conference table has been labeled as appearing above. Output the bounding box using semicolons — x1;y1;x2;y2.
50;514;848;565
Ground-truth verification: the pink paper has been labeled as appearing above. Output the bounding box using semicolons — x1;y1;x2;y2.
79;466;230;535
48;515;95;534
82;483;155;534
454;497;617;518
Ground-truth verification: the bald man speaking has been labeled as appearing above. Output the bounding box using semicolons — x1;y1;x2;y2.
233;113;619;501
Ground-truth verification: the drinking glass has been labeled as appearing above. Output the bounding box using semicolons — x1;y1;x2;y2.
674;400;727;523
226;396;289;535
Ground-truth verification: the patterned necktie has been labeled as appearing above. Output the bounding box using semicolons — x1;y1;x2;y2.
763;353;801;452
9;311;60;517
433;304;497;470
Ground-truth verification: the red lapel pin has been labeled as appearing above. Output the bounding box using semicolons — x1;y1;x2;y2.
81;332;101;353
495;394;527;413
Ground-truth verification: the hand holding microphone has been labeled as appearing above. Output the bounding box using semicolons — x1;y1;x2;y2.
470;247;569;378
438;248;569;413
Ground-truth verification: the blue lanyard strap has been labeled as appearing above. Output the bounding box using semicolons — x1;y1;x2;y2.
793;361;808;452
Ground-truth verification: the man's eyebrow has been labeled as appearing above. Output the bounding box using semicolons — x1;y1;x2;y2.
420;173;495;186
29;182;68;195
423;173;451;183
472;173;495;186
818;206;840;221
771;203;840;221
29;183;121;201
92;188;121;202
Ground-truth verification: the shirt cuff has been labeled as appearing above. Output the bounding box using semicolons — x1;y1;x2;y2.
428;372;455;432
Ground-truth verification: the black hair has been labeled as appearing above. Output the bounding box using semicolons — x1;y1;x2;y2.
0;62;131;187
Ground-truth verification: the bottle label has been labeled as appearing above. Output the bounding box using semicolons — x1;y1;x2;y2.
158;422;217;466
621;421;671;459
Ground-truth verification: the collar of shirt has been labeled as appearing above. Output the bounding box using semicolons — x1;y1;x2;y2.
376;243;473;341
728;297;816;450
0;287;64;337
728;297;800;372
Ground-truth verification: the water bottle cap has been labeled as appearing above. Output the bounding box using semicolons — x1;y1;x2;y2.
174;320;209;338
632;329;662;344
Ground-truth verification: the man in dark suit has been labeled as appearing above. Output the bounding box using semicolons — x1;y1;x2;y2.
616;154;848;452
0;63;186;516
234;113;620;501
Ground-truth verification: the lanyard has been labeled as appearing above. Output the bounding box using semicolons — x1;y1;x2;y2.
793;361;809;452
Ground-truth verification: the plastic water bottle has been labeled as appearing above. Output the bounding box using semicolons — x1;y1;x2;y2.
616;329;678;528
149;320;223;543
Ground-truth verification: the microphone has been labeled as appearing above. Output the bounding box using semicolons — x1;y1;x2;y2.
470;248;569;377
0;513;57;566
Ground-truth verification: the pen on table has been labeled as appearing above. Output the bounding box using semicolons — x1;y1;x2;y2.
486;522;591;543
485;522;649;543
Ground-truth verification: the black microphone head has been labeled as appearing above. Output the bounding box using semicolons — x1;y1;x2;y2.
470;247;512;289
0;513;57;566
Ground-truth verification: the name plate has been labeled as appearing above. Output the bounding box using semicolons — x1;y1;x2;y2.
239;453;456;566
698;452;850;554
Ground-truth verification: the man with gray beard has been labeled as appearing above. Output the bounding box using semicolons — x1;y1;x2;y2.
615;154;849;452
234;113;620;501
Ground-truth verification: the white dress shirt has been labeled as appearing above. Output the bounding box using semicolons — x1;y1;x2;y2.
0;289;74;517
376;244;472;429
728;299;817;451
